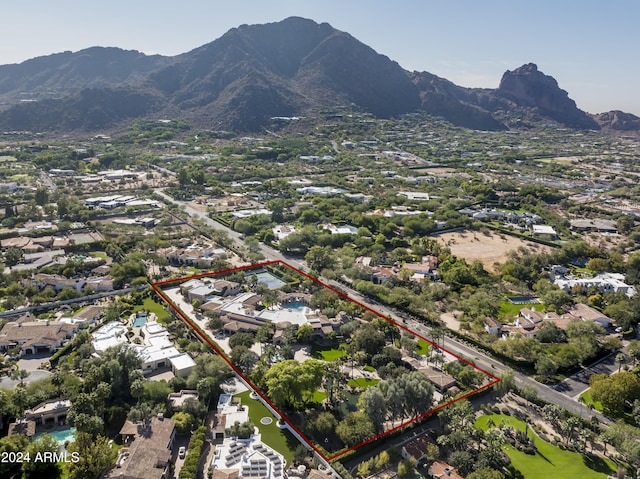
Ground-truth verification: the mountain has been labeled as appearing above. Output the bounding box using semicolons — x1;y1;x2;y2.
593;110;640;131
0;47;170;103
495;63;599;129
146;17;422;130
0;17;634;133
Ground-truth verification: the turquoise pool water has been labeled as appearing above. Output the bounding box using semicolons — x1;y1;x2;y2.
34;427;77;444
508;296;538;304
133;314;147;327
283;300;308;311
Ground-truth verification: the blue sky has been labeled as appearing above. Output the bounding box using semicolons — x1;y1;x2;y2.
2;1;638;115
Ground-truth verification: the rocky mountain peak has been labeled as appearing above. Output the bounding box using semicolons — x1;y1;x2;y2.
498;63;599;129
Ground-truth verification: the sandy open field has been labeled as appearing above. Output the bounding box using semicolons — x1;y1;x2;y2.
433;229;552;272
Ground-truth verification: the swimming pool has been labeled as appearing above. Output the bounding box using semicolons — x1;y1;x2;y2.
507;296;538;304
133;314;147;327
34;427;77;444
283;300;308;311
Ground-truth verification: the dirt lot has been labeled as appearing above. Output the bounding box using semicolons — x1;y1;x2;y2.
433;229;552;273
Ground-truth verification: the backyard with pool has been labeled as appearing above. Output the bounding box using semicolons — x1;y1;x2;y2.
34;427;77;445
132;297;170;323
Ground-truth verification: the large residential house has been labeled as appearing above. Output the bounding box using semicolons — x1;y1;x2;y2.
158;245;228;266
500;303;612;338
181;278;241;302
569;218;618;233
552;271;636;297
565;303;611;328
371;256;439;285
210;292;346;340
24;399;72;428
210;395;285;479
0;315;77;356
321;224;358;235
26;273;113;293
91;320;196;378
5;249;67;273
115;416;176;479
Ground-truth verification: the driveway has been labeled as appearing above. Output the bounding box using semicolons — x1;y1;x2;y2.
552;352;618;398
171;434;191;479
0;353;53;389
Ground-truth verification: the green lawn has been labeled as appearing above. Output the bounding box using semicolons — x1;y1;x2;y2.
580;390;603;413
132;297;170;322
235;390;298;466
416;339;430;355
347;377;379;388
8;173;30;181
580;389;633;422
475;414;617;479
89;251;109;259
312;390;328;404
499;300;546;319
311;346;346;361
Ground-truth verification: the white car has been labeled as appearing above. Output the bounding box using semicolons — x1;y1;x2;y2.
178;446;186;459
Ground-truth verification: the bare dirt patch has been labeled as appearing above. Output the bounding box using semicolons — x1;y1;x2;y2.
433;229;552;273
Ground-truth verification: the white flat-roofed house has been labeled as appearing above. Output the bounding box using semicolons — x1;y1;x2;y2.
91;321;128;354
168;353;196;378
531;224;558;240
398;191;430;201
322;224;358;235
554;272;636;297
272;225;297;241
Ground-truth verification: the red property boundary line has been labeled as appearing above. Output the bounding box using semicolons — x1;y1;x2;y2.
151;260;500;462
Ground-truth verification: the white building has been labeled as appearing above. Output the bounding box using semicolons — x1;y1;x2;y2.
322;224;358;235
554;272;636;297
91;320;196;377
272;225;297;241
91;321;129;354
211;395;285;479
397;191;430;201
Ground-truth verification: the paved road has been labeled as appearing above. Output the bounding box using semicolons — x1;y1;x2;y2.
157;190;612;425
552;353;619;398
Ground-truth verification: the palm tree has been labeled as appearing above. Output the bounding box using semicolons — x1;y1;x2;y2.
615;352;626;373
11;367;29;387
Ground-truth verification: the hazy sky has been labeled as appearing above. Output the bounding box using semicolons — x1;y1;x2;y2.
2;1;638;115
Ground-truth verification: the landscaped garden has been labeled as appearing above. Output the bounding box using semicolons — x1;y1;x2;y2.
235;390;298;466
475;413;617;479
158;262;494;460
311;345;346;361
132;297;170;322
416;339;430;355
347;377;380;388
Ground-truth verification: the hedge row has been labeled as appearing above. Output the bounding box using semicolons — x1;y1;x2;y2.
179;426;207;479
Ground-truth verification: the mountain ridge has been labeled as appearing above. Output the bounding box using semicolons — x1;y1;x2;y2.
0;17;634;133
